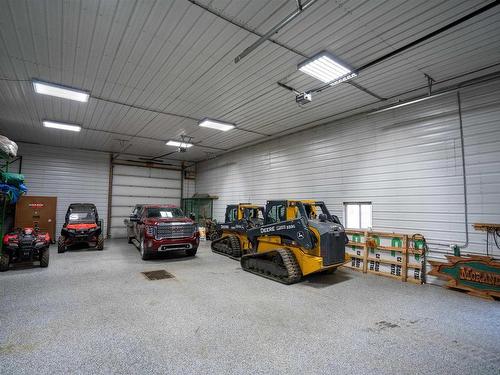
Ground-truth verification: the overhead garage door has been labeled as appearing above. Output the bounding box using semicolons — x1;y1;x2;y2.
110;164;181;238
15;143;110;239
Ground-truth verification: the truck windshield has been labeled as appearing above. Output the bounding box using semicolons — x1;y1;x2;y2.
68;211;96;223
147;207;184;218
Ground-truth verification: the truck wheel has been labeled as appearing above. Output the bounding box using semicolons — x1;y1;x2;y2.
96;234;104;250
58;236;66;253
185;247;197;257
0;252;9;271
140;238;150;260
40;247;49;267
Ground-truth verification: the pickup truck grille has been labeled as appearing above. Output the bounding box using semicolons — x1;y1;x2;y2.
156;223;194;239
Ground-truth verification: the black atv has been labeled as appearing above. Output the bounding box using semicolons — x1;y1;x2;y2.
1;227;51;271
58;203;104;253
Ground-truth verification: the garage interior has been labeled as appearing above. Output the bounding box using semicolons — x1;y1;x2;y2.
0;0;499;374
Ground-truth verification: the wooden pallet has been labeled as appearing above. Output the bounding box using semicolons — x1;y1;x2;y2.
343;229;426;284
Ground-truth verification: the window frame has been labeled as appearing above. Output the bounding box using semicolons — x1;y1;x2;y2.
343;201;372;230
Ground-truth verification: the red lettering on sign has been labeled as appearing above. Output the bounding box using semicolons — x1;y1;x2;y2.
28;203;44;208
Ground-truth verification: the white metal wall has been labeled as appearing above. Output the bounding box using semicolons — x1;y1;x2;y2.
196;81;500;268
14;143;110;238
110;164;181;238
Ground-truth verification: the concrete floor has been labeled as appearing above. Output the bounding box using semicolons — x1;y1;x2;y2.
0;240;499;374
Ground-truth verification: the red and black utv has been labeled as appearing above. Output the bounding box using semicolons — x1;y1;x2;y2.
58;203;104;253
1;227;51;271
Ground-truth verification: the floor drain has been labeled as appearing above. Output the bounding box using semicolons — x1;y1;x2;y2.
142;270;175;280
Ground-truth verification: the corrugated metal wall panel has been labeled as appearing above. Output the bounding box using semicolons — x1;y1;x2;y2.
110;164;181;238
16;143;110;239
196;81;500;283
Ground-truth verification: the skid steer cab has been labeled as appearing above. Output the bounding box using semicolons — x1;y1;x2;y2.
211;203;264;259
58;203;104;253
241;200;347;284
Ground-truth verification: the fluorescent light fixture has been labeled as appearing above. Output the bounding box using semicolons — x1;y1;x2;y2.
166;140;193;148
43;120;81;132
298;51;357;85
33;80;90;102
371;91;454;114
198;118;235;132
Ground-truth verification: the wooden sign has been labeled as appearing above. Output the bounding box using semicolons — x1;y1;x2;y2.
429;255;500;300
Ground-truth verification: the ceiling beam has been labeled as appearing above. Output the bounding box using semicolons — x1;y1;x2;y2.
234;0;320;63
188;0;383;100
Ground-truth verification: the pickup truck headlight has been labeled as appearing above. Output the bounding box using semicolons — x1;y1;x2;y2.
145;225;156;236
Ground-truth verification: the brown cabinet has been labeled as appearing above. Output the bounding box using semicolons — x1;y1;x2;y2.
15;196;57;240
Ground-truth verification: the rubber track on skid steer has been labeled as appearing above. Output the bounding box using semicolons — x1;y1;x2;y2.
211;235;242;260
240;248;302;285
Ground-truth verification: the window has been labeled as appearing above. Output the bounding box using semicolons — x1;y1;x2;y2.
344;202;372;229
225;207;238;222
146;207;184;218
68;211;95;223
266;203;286;224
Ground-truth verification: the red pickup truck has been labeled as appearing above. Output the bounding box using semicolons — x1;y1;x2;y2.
128;204;199;260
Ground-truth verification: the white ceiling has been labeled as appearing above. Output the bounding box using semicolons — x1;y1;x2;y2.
0;0;499;163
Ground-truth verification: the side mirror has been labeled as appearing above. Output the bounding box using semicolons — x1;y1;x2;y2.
189;213;196;221
318;213;327;222
130;216;139;222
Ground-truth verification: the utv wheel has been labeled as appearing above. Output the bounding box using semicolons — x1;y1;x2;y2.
140;238;150;260
127;236;133;244
0;252;9;271
40;247;50;267
58;236;66;253
325;267;337;274
185;247;198;257
96;234;104;250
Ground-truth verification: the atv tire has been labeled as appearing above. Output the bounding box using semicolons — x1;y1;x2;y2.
0;252;9;271
185;247;198;257
40;247;50;267
127;236;133;244
96;234;104;250
58;236;66;253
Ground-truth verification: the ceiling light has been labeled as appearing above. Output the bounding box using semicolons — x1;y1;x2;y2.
298;51;357;85
43;120;81;132
371;91;453;114
198;118;235;132
33;80;90;102
166;140;193;148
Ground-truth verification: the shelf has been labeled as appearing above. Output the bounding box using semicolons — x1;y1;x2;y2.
367;257;403;266
407;263;423;269
347;242;365;247
345;230;366;235
367;230;409;238
345;229;427;285
347;254;364;260
408;248;425;255
375;245;405;252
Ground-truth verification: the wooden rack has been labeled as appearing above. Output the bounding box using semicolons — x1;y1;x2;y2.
343;229;426;284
